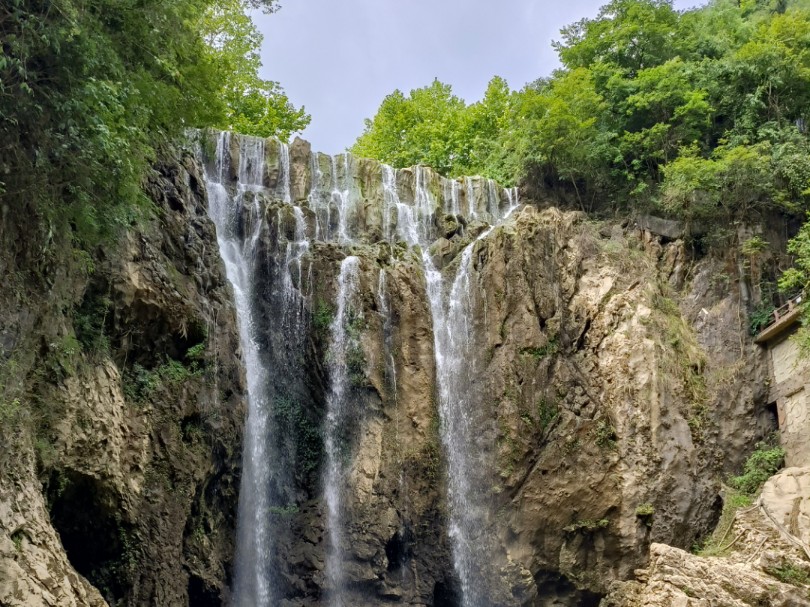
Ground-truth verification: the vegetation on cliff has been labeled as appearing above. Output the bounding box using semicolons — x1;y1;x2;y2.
352;0;810;224
0;0;307;248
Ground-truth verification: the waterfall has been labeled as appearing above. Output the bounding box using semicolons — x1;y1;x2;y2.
412;172;518;607
309;152;331;241
199;129;522;606
279;140;292;204
202;132;276;606
280;205;310;325
465;177;478;222
385;162;506;604
332;154;354;244
432;230;494;607
323;256;361;606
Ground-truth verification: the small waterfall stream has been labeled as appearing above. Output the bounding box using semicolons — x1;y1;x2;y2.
323;256;361;606
202;132;276;606
385;163;519;606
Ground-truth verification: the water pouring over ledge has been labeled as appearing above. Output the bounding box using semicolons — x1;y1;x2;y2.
201;132;276;605
196;130;520;606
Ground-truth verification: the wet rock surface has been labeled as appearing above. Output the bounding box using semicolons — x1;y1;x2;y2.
0;151;245;606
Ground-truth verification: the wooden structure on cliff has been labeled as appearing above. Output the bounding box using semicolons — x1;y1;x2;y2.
755;294;810;467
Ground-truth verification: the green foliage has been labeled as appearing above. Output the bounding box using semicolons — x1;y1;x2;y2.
185;343;205;362
48;335;81;377
749;301;776;334
781;215;810;352
635;503;655;527
554;0;680;72
0;398;22;425
351;79;475;177
536;398;560;432
11;529;25;552
34;436;57;469
696;489;753;556
520;339;559;359
345;311;368;387
313;301;335;337
203;0;310;139
273;396;322;477
564;518;610;533
122;357;200;402
269;504;300;516
352;0;810;219
1;0;303;256
729;439;785;494
767;562;810;587
595;419;617;449
74;294;112;355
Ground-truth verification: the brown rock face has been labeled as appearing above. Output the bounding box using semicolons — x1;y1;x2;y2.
605;467;810;606
192;133;778;606
0;150;245;606
0;131;783;607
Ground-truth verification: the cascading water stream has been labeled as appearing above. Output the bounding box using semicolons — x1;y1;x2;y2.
323;256;361;606
407;169;519;607
280;204;310;326
202;132;276;606
202;130;521;605
332;155;354;244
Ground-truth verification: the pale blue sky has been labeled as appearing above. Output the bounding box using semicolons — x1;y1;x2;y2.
254;0;707;154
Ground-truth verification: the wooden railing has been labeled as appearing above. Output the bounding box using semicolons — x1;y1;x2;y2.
764;293;804;330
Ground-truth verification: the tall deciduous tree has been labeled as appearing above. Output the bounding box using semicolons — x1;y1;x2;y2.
203;0;310;139
0;0;307;250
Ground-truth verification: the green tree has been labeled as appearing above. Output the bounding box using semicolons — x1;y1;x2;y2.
351;79;470;176
203;0;310;139
505;69;616;207
554;0;681;73
0;0;304;252
462;76;514;177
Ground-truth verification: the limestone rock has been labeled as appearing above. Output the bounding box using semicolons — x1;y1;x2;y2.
603;542;809;606
0;149;245;606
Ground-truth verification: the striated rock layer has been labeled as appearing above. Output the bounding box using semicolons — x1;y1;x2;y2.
0;130;788;606
0;152;246;606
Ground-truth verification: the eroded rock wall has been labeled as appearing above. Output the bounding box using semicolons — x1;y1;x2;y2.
198;132;777;606
0;131;782;607
0;151;246;606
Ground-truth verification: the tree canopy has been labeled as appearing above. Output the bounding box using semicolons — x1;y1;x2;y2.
351;0;810;222
1;0;308;248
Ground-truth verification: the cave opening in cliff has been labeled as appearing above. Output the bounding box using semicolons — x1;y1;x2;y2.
45;470;130;603
432;579;461;606
188;573;222;607
535;571;605;607
765;401;779;431
385;527;414;572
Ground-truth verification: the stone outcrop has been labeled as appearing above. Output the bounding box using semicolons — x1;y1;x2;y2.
194;132;780;605
0;151;246;606
605;467;810;606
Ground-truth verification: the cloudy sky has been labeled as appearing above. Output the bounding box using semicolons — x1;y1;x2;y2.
253;0;706;154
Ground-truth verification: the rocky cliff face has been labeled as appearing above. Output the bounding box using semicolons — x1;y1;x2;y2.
604;467;810;606
194;132;780;606
0;131;792;606
0;152;246;606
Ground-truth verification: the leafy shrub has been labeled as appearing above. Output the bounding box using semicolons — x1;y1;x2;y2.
564;518;609;534
730;439;785;495
749;302;776;335
768;563;810;587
